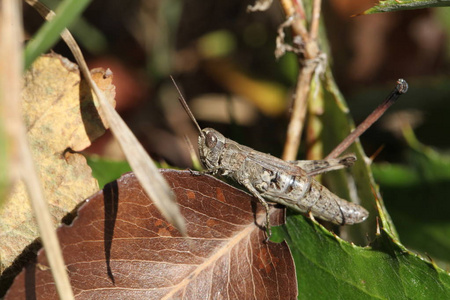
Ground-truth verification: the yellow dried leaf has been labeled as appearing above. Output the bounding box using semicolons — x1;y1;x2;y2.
0;53;115;272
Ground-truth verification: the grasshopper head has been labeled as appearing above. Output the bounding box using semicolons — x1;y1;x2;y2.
198;128;226;169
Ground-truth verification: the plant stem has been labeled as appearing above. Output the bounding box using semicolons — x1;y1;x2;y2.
325;79;408;160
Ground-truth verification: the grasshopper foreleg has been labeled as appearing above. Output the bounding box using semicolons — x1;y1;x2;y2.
241;179;272;241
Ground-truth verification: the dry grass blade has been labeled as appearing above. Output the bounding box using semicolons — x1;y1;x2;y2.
25;0;186;235
0;1;74;299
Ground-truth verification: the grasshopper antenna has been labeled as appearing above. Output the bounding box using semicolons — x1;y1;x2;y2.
170;76;205;139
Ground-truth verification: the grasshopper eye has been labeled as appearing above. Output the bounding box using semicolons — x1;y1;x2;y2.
205;132;217;148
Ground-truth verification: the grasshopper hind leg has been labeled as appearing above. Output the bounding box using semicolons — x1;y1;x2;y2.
241;179;272;241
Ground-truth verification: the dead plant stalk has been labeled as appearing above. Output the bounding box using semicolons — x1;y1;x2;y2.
281;0;322;161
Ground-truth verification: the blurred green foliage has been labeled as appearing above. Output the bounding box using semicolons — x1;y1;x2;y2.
24;0;92;69
373;130;450;269
86;155;131;189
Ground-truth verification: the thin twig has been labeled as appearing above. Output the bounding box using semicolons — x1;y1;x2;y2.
325;79;408;160
279;0;309;42
280;0;321;161
309;0;322;40
1;1;74;299
282;64;316;160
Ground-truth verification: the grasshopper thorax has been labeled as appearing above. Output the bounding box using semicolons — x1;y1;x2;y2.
199;128;226;169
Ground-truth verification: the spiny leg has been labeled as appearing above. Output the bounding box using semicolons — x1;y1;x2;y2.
241;179;272;241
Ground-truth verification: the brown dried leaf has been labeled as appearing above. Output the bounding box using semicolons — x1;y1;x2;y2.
0;53;115;273
5;170;297;299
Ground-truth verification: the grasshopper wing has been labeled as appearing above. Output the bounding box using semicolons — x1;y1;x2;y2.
246;150;308;177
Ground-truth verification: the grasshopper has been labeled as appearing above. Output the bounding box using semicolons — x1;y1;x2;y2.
171;77;408;239
171;79;367;237
171;77;407;237
195;129;368;238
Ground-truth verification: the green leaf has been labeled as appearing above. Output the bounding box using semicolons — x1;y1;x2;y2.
24;0;92;69
363;0;450;15
86;155;131;189
275;214;450;299
304;69;399;244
